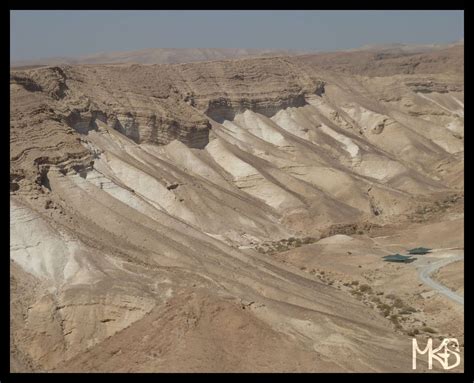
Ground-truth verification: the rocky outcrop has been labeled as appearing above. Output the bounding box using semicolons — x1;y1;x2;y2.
10;47;463;189
205;93;309;122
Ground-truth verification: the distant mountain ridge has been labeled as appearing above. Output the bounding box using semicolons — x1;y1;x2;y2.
346;39;464;54
11;48;310;67
11;40;463;68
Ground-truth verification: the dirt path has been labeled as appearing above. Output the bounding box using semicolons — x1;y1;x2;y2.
416;253;464;305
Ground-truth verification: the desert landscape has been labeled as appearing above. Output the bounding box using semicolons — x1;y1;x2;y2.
10;42;463;372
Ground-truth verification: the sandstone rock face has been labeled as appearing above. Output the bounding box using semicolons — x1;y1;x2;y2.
10;46;463;372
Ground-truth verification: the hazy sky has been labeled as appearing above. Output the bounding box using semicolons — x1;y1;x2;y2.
10;10;464;61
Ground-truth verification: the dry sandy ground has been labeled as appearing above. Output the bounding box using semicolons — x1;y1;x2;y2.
433;260;464;297
10;45;463;372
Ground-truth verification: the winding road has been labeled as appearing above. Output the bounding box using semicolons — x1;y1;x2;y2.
417;253;464;305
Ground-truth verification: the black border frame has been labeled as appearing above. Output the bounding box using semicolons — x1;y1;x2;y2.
4;4;469;382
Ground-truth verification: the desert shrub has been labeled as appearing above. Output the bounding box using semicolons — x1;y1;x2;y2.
351;280;359;286
398;309;411;315
393;298;405;308
389;314;400;325
407;328;420;336
370;296;381;304
377;303;392;316
275;244;286;252
399;307;417;315
359;284;372;293
386;294;397;300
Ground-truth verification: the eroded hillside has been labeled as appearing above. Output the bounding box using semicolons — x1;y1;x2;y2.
10;46;463;372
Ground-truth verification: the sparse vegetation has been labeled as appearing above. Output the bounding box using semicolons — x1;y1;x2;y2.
399;307;417;315
358;284;372;293
370;296;381;304
254;236;319;255
377;303;392;317
389;314;402;330
393;298;404;308
421;326;437;334
406;328;420;336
